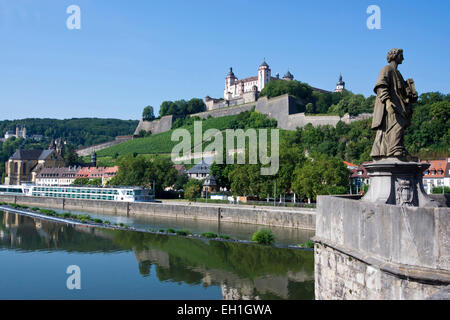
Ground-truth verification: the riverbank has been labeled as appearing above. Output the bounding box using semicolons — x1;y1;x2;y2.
0;203;313;250
0;194;316;230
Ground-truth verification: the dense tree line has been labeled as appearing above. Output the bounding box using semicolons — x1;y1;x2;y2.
260;79;374;115
159;98;206;118
0;118;138;148
109;154;178;195
211;142;349;203
209;91;448;201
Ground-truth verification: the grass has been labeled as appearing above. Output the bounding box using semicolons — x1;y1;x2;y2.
96;115;240;159
201;232;218;238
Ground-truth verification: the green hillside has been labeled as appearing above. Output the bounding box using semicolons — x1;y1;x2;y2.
93;115;240;163
0;118;138;148
90;91;449;167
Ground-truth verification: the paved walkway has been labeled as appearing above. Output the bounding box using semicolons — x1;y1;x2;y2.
159;199;316;213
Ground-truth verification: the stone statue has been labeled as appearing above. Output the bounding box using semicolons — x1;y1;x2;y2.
370;48;418;159
362;49;439;207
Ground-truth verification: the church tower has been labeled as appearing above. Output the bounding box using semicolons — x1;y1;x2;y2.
335;73;345;92
257;59;271;91
56;139;64;158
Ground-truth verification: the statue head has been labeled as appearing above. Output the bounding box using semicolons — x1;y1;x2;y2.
387;48;404;64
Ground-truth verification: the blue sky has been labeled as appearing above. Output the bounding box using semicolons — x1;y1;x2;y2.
0;0;449;120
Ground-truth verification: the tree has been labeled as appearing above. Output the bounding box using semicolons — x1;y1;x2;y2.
313;91;333;114
173;172;189;190
210;162;231;190
109;154;151;187
88;178;102;186
109;154;177;194
159;98;205;118
187;98;206;114
306;103;315;114
183;179;203;200
65;145;83;166
292;153;349;203
260;79;314;101
72;178;89;185
142;106;155;121
147;156;178;193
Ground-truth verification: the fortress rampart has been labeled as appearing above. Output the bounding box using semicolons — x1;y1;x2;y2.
134;94;373;136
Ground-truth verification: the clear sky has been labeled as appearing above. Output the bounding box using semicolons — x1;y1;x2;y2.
0;0;449;120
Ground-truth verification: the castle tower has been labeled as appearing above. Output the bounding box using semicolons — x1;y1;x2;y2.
224;67;236;100
335;73;345;92
22;126;26;139
283;70;294;81
257;59;271;91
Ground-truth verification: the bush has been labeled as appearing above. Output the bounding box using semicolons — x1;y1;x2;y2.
218;234;230;240
158;229;165;233
298;240;314;249
251;228;275;245
93;218;103;224
175;229;191;236
166;228;176;234
31;207;40;211
202;232;218;238
39;209;57;216
432;186;450;194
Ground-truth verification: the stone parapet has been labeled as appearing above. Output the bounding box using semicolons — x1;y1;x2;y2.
314;195;450;299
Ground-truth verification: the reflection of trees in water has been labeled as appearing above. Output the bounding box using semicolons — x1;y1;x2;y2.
0;211;121;253
113;230;315;300
0;211;315;299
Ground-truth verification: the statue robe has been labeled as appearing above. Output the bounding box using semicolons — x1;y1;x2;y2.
370;64;413;158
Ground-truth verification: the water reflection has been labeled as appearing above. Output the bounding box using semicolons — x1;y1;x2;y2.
46;207;314;246
0;211;314;300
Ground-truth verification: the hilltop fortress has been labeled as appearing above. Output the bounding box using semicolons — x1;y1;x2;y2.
134;60;372;135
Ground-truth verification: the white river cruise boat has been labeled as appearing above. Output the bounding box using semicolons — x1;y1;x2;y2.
0;184;155;202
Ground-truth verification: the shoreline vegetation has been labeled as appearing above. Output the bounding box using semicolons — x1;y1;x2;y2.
0;202;313;250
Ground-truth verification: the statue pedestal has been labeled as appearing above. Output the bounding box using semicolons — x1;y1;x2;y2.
362;158;440;207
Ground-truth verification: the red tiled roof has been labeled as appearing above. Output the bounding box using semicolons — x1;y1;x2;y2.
343;161;358;169
421;160;449;178
76;166;118;179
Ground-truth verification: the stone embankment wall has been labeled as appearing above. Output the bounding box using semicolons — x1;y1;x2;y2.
133;115;177;136
191;102;256;120
0;195;316;230
314;195;450;300
76;136;133;157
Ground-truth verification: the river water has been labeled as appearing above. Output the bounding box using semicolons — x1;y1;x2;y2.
0;211;314;300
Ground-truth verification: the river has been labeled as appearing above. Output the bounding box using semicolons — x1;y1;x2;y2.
0;210;314;300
